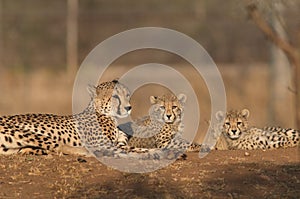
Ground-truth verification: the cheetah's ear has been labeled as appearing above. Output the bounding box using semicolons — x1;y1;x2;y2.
241;109;250;118
177;93;187;105
112;78;119;84
215;111;225;122
150;96;158;104
87;84;97;98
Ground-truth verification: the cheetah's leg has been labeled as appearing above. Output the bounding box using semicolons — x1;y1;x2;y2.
59;145;92;157
18;147;49;155
186;142;202;152
117;130;149;153
0;131;53;155
0;146;49;155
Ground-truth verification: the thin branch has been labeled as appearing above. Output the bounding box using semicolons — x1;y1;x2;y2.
246;3;300;67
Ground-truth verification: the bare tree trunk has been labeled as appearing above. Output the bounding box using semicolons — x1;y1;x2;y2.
66;0;78;78
246;3;300;129
294;52;300;130
268;3;293;126
0;0;3;69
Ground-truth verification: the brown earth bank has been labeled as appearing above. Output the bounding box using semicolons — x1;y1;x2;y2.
0;148;299;199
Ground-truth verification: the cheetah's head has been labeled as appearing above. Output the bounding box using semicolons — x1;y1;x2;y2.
216;109;250;140
149;94;186;124
87;79;132;118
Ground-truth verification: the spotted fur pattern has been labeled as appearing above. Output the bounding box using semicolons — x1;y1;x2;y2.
118;94;201;154
213;109;300;150
0;80;148;156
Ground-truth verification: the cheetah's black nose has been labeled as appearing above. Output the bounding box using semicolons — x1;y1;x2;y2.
231;129;237;134
166;114;172;119
125;106;132;112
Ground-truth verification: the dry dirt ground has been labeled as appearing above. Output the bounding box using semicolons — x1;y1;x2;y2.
0;148;299;199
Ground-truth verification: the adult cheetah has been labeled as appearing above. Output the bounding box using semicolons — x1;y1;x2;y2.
213;109;299;150
0;79;146;156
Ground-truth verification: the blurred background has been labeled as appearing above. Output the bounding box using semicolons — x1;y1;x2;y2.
0;0;299;142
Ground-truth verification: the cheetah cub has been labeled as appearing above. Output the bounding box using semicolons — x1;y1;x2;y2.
118;94;201;154
213;109;299;150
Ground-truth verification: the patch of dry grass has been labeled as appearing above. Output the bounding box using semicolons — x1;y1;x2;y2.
0;148;299;198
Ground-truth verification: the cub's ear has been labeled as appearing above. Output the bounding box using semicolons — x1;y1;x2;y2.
215;111;225;122
177;93;187;105
150;96;158;104
241;109;250;118
87;84;97;98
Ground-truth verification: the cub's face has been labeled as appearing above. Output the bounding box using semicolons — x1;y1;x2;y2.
216;109;250;140
149;94;186;124
87;80;132;118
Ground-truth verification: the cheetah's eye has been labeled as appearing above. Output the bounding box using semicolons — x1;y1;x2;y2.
172;106;177;109
225;122;230;126
160;106;165;110
237;122;242;125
